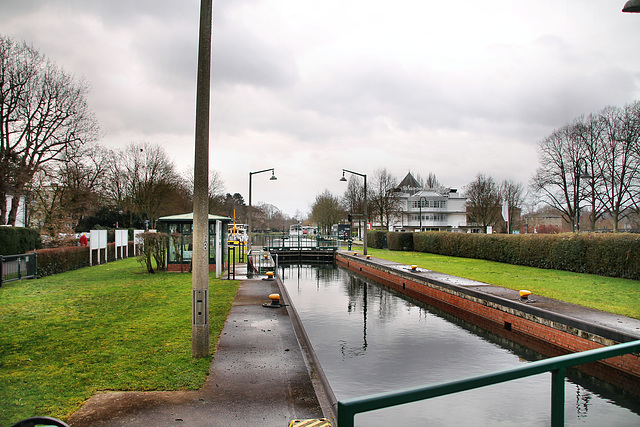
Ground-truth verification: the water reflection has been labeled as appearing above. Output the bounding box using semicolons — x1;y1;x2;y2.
280;263;640;426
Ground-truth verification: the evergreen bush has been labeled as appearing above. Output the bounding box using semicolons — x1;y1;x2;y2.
387;232;414;251
409;231;640;280
367;230;387;249
0;227;41;255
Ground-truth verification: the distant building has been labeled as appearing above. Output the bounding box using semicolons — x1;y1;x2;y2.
522;209;566;234
3;194;27;227
389;172;478;233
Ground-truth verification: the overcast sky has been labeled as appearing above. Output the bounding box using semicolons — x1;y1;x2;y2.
2;0;639;216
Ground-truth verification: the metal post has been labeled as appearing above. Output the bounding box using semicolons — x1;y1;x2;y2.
192;0;212;358
551;367;566;426
341;169;368;255
248;168;277;249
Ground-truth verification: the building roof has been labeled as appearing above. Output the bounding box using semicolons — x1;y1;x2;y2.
396;172;423;194
157;213;233;222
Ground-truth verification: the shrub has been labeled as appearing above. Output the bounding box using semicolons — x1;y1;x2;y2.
137;232;168;273
387;232;414;251
409;231;640;280
36;246;90;277
367;230;387;249
35;241;135;278
0;227;41;255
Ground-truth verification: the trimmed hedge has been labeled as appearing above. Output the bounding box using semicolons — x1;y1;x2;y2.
367;230;387;249
387;232;414;251
36;246;91;277
35;241;135;278
412;232;640;280
0;227;41;255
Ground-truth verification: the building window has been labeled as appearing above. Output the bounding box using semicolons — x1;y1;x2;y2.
411;200;447;209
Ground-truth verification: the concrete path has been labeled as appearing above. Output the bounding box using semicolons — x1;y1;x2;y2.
67;274;324;427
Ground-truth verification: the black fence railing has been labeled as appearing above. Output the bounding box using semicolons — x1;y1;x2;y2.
0;253;37;287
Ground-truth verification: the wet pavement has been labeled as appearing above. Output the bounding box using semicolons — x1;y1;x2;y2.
67;267;325;427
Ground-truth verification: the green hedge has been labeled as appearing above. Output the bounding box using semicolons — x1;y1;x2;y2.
36;246;91;277
387;232;414;251
35;241;135;278
0;227;41;255
367;230;387;249
412;232;640;280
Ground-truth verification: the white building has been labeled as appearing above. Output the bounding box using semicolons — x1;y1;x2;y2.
390;172;473;232
3;194;27;227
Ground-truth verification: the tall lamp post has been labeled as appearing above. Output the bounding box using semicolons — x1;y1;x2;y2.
573;158;591;233
418;196;427;232
248;168;277;246
340;169;367;255
192;0;212;358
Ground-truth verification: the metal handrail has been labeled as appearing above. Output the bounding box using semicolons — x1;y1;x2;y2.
337;339;640;427
0;253;37;287
260;233;340;251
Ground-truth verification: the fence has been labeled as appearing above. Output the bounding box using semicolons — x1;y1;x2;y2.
337;339;640;427
247;250;278;277
260;233;340;251
0;253;37;287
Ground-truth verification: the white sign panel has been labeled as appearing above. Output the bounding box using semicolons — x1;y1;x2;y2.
115;229;128;259
90;230;108;265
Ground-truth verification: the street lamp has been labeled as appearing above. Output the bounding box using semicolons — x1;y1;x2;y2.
418;196;427;232
340;169;367;255
192;0;212;358
248;168;277;246
574;158;591;232
623;0;640;12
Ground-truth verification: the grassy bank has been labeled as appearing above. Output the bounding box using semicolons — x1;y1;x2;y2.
0;258;239;425
362;248;640;320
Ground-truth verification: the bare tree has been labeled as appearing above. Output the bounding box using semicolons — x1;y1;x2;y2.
531;102;640;232
371;168;399;229
310;189;344;234
0;36;99;225
573;113;606;230
531;124;586;231
341;175;365;216
597;102;640;232
103;142;182;228
183;167;226;215
424;172;441;189
499;179;526;232
465;173;501;232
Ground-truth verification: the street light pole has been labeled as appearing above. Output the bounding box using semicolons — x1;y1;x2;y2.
573;158;590;233
419;196;427;231
341;169;367;255
192;0;212;358
248;168;277;247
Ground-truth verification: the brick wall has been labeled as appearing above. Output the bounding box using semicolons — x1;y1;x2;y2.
336;254;640;390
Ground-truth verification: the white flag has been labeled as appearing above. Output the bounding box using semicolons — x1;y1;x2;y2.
501;201;509;222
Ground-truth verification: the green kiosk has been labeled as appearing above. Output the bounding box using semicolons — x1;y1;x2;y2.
157;213;232;275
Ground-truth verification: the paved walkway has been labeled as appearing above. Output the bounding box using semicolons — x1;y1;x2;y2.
67;271;325;427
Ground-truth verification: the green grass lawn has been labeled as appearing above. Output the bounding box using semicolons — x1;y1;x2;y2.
361;248;640;320
0;258;239;425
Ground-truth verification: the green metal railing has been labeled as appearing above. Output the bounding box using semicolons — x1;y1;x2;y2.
337;339;640;427
259;233;339;251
